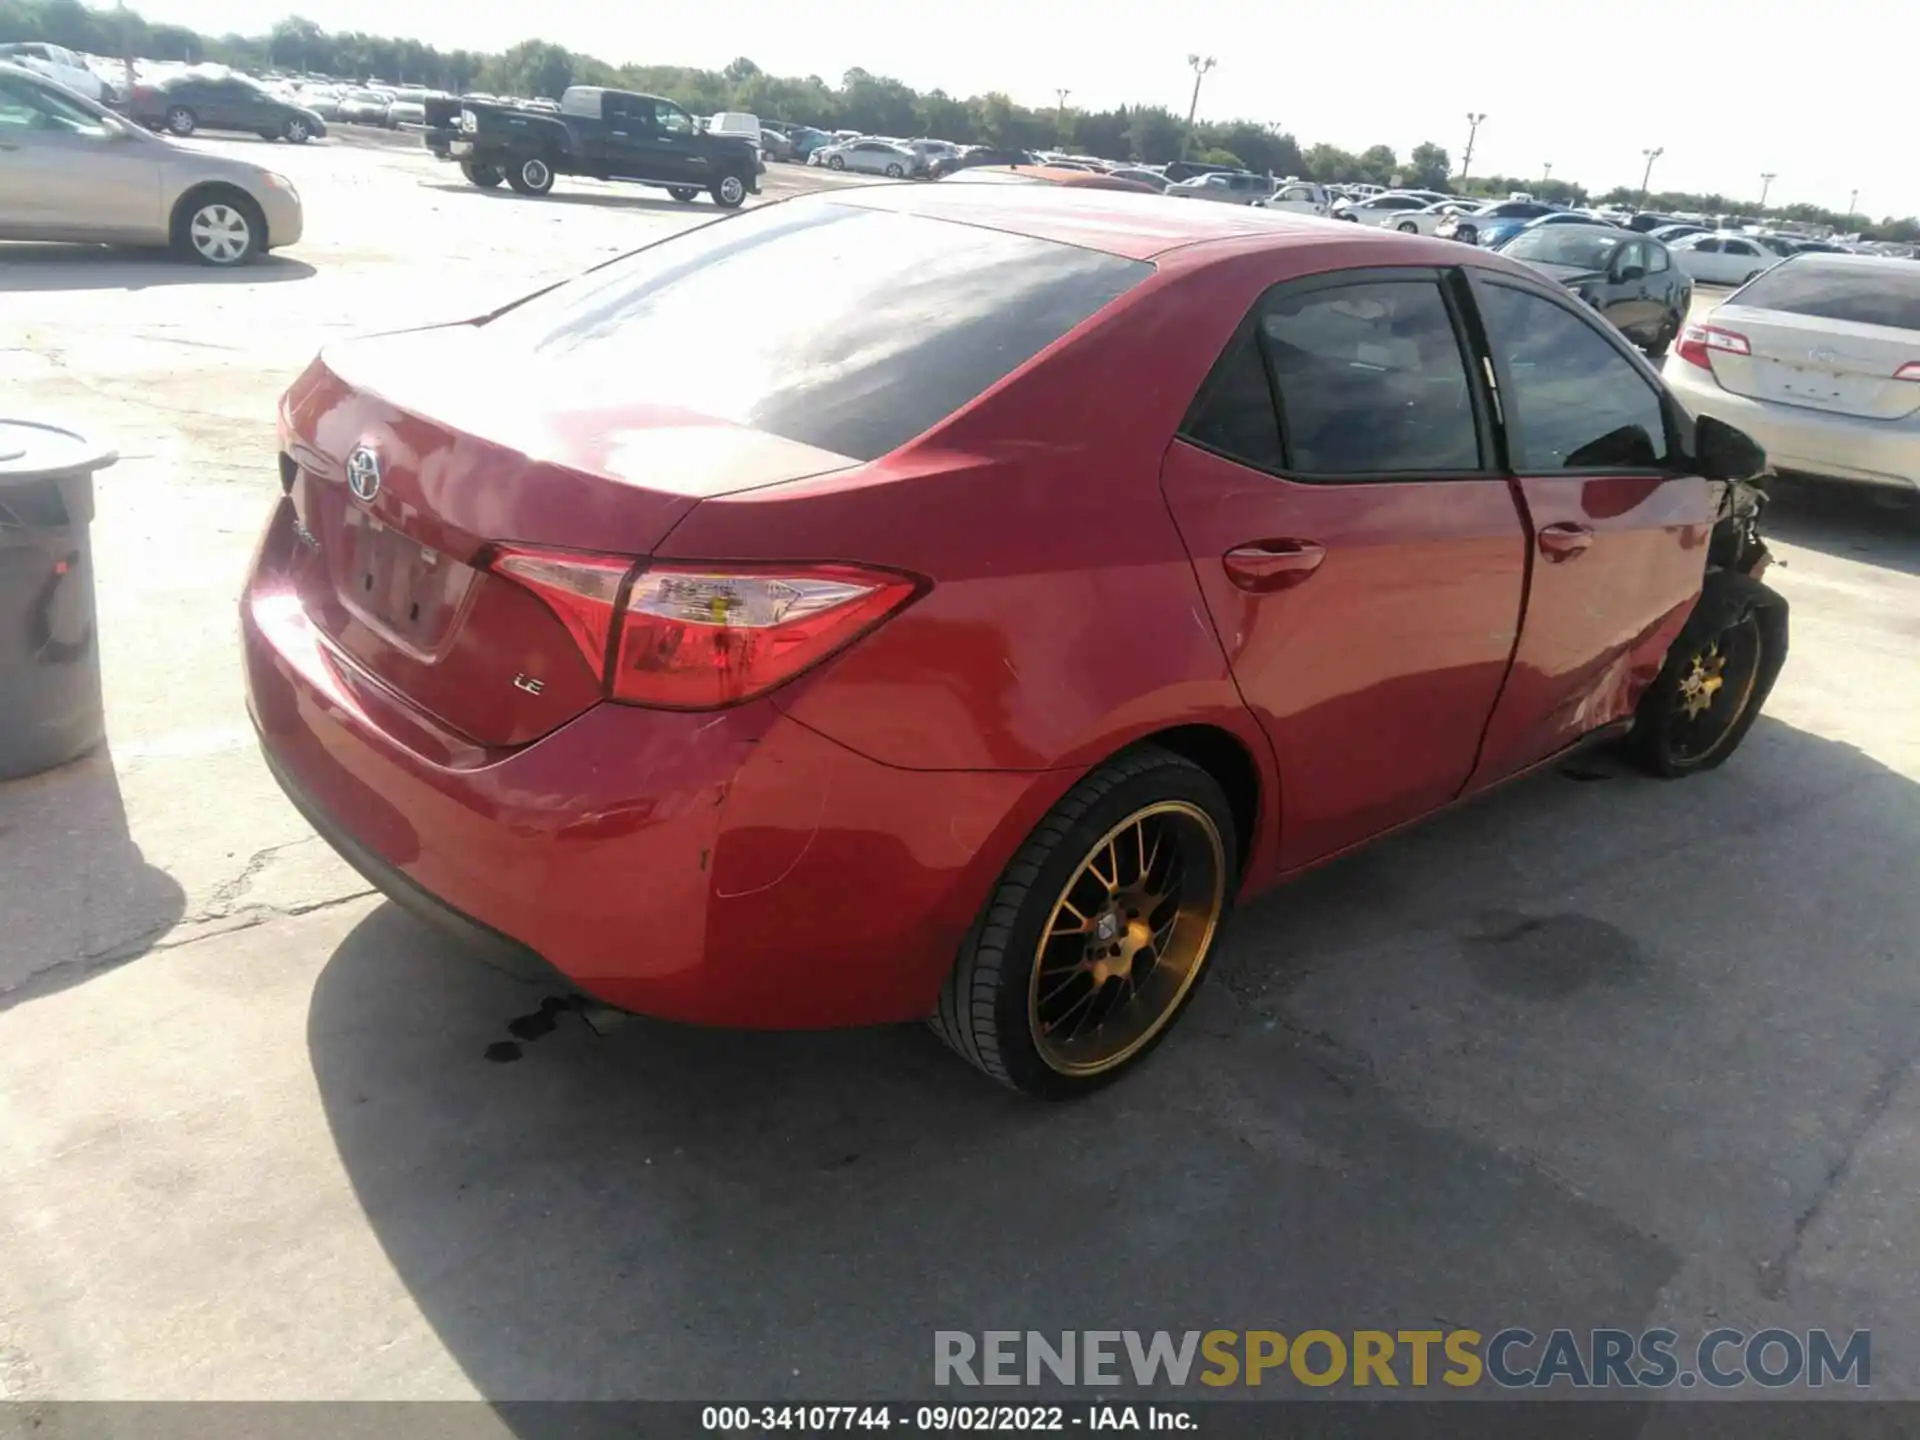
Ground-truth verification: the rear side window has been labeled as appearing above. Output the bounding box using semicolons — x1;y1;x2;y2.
1261;280;1481;474
1182;278;1482;477
1733;260;1920;331
484;201;1149;461
1476;282;1670;471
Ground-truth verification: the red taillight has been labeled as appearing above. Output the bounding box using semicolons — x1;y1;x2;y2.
1675;323;1751;370
1894;362;1920;381
488;547;918;711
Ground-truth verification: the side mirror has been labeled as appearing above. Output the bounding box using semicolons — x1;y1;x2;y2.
1695;415;1766;480
1615;264;1646;283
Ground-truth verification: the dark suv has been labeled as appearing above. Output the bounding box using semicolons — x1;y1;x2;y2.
125;72;328;143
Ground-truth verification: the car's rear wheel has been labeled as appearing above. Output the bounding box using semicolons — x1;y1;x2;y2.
165;105;196;136
1626;574;1787;777
284;118;311;144
668;185;700;202
1644;320;1677;360
506;156;554;195
460;160;503;188
931;747;1235;1099
711;174;746;208
170;188;263;266
828;154;846;170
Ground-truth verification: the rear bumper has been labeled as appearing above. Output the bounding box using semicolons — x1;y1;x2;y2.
241;500;1048;1027
1666;361;1920;492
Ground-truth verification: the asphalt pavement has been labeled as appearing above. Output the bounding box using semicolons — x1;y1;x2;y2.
2;136;1917;1417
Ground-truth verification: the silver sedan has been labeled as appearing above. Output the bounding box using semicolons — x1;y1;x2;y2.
816;138;922;178
1664;254;1920;496
0;62;304;265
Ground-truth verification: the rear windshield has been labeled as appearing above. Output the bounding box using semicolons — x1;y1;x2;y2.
1735;259;1920;332
482;201;1150;461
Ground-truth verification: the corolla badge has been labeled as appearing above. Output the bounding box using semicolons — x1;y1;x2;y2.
345;446;382;503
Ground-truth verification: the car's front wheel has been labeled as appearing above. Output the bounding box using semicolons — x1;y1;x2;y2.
165;105;196;136
1625;573;1787;777
711;174;746;208
460;160;503;188
170;189;263;266
284;118;311;144
931;747;1236;1098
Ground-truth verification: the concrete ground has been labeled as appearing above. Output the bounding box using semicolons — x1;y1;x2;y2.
2;136;1918;1415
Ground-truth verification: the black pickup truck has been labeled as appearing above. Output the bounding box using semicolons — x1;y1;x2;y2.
423;87;762;207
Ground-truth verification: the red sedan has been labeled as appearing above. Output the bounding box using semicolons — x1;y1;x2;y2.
244;186;1787;1097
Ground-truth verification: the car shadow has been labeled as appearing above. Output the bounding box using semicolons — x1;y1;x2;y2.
303;713;1920;1411
419;181;714;215
1761;476;1920;576
0;746;185;1013
0;245;317;292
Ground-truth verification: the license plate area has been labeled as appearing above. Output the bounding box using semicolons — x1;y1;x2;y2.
339;508;475;657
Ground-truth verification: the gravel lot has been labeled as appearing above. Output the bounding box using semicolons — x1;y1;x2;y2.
2;134;1918;1416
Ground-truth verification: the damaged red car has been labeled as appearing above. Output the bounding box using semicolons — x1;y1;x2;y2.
244;186;1786;1097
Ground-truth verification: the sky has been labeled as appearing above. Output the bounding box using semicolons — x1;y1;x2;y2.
136;0;1911;217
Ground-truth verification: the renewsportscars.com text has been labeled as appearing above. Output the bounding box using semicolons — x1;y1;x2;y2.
934;1328;1870;1390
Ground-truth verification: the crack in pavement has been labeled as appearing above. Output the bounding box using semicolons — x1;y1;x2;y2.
1757;1054;1915;1301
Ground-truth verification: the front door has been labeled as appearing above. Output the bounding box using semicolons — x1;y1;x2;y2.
645;99;706;183
1464;274;1714;788
1161;268;1530;871
0;74;162;240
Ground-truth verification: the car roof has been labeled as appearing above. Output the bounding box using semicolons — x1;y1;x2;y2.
823;183;1449;262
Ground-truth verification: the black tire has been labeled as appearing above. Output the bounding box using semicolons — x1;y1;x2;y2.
827;154;846;170
460;160;504;188
165;105;196;137
668;186;700;203
1624;572;1788;778
284;118;311;144
505;155;555;195
711;174;747;208
1644;321;1676;361
169;187;264;267
1396;220;1419;233
930;747;1237;1099
884;162;904;178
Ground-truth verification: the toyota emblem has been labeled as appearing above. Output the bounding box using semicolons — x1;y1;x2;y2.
1808;347;1838;366
345;446;382;503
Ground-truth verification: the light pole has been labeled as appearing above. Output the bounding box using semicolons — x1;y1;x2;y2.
1542;161;1552;190
1638;146;1664;206
1459;112;1486;186
1847;188;1859;225
1179;54;1216;159
1055;87;1071;146
1758;171;1776;210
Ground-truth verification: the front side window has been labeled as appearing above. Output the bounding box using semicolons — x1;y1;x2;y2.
483;201;1149;462
655;101;695;135
1647;244;1670;273
1476;282;1670;471
0;74;107;135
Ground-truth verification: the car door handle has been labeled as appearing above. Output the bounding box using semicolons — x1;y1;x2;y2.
1222;540;1326;593
1538;522;1595;561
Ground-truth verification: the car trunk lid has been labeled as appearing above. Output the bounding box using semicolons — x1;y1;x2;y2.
277;325;858;748
1707;305;1920;421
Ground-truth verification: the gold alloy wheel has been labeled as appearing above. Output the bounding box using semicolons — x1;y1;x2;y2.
1027;801;1226;1077
1666;617;1762;764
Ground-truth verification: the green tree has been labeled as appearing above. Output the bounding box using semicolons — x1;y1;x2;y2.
481;38;573;98
1407;142;1451;190
1122;105;1184;163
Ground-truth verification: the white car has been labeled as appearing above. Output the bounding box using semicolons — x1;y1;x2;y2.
0;41;111;102
1253;180;1333;216
1378;198;1481;235
1667;232;1781;287
1664;254;1920;495
1336;190;1451;227
708;111;763;153
1166;171;1276;205
816;137;922;178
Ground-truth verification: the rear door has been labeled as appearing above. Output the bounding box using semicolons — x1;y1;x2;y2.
1463;272;1713;787
1161;268;1530;870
